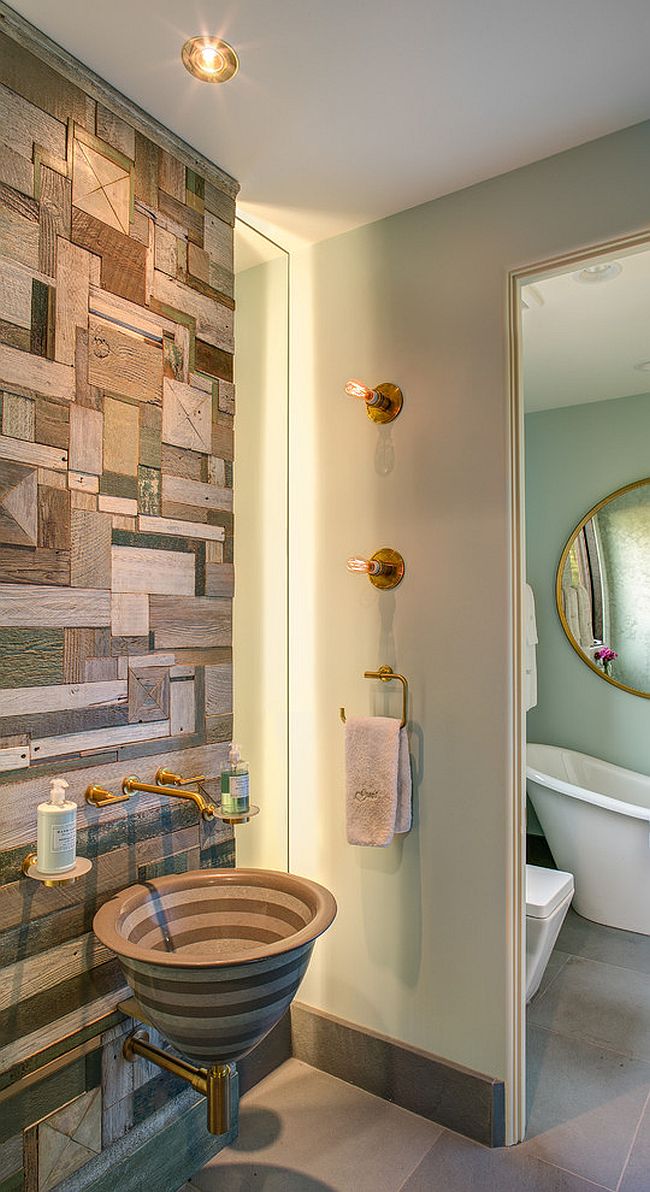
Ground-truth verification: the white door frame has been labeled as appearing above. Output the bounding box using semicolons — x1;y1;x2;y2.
506;226;650;1144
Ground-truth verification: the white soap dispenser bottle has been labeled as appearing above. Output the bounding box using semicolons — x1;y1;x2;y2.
37;777;77;873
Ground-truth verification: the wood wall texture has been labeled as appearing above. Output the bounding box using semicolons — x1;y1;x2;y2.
0;16;239;1191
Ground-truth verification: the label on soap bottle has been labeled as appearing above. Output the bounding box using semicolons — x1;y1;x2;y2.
52;822;76;853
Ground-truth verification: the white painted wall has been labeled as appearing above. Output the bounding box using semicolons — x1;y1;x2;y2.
233;251;289;871
288;121;650;1112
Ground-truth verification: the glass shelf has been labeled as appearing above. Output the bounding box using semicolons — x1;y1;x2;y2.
212;803;260;826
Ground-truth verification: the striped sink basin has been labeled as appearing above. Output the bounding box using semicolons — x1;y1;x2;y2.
93;868;337;1067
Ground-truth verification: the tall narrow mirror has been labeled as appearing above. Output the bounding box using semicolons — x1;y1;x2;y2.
232;220;289;869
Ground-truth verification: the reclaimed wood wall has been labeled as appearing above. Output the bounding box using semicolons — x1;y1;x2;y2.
0;15;239;1190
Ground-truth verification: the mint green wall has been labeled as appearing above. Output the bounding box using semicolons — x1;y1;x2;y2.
526;390;650;773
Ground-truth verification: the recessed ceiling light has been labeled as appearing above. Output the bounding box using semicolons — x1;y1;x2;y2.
573;261;622;284
182;36;239;84
633;360;650;372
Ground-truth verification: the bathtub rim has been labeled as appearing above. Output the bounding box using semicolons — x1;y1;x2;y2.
526;744;650;824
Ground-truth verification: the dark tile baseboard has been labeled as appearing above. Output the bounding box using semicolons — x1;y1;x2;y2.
289;1002;505;1148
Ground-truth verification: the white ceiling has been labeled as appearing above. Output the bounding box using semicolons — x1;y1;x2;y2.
522;244;650;413
9;1;650;247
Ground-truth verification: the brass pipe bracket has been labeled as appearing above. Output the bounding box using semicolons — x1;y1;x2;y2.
123;1030;237;1136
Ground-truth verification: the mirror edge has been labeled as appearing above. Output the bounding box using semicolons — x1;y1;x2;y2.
555;475;650;701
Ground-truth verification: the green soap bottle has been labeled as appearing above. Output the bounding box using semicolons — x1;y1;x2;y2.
220;744;250;815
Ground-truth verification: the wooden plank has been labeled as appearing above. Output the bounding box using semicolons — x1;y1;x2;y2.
203;211;233;272
34;396;69;450
96;105;135;161
0;984;130;1077
206;540;223;564
103;396;139;476
160;442;204;481
1;392;34;440
31;719;170;762
30;277;55;358
68;471;100;494
170;679;195;736
98;494;138;516
128;665;170;724
161;500;207;524
161;474;232;512
111;593;149;637
69;404;103;475
212;410;234;461
0;735;28;773
162;377;211;453
157;189;203;243
111;546;194;596
37;467;66;488
0;141;33;197
207;455;226;486
0;679;126;719
54;238;91;366
38;164;72;277
0;79;66;160
205;564;235;598
118;653;175;678
0;583;110;627
88;284;171;342
138;514;224;542
187;242;209;283
88;316;163;405
0;433;66;471
154;224;177;276
218;380;235;416
194;338;233;383
0;34;91;131
153;269;233;351
63;627;96;684
159;151;185;201
71;491;97;512
0;545;69;585
0;457;37;546
85;657;119;682
0;314;30;351
139;402;162;470
70;509;112;588
0;256;32;328
72;208;147;306
133;132;159;208
204;664;232;715
37;483;70;549
0;932;112;1013
137;465;161;516
112;514;136;531
0;200;38;270
204;180;236;225
149;595;231;648
0;343;74;402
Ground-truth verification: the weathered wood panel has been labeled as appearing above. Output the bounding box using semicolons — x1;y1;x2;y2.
0;584;110;627
138;514;224;542
111;546;194;596
149;595;232;649
0;344;75;402
69;404;103;475
87;316;163;405
153;269;233;351
0;679;126;718
31;718;170;762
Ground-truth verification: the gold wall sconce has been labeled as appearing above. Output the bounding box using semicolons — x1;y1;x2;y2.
347;548;405;590
344;379;403;424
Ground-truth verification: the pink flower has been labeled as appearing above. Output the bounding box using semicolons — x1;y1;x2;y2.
594;646;618;664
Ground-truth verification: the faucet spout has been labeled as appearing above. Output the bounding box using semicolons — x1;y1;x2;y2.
121;775;217;820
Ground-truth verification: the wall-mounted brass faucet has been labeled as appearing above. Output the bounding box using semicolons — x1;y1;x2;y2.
85;768;217;821
121;773;217;820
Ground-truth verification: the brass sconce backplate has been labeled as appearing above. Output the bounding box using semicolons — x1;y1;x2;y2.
366;383;403;424
369;548;405;589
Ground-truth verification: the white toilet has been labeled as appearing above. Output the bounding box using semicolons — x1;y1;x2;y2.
526;863;574;1001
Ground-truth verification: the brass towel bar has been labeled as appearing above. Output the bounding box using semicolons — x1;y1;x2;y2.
340;665;409;729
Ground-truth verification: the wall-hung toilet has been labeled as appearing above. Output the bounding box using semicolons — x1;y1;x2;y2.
526;864;574;1001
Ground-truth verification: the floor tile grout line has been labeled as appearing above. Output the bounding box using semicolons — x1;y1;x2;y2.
615;1086;650;1192
529;951;572;1007
396;1127;447;1191
557;947;650;981
528;1019;650;1067
534;1152;621;1191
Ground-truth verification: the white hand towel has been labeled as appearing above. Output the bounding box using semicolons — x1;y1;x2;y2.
345;716;412;846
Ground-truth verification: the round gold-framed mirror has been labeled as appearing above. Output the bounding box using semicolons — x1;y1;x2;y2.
556;477;650;699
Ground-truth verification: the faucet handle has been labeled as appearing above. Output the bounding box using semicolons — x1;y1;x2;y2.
86;784;130;808
155;767;206;788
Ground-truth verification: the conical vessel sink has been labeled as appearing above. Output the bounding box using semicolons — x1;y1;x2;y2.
93;868;337;1066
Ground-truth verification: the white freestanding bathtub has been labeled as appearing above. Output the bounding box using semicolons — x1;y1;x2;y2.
527;744;650;935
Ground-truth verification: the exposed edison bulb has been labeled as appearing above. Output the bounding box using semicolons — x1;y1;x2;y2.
181;36;239;83
345;379;374;402
347;556;383;576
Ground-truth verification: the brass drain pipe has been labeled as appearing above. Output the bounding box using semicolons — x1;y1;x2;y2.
123;1029;236;1136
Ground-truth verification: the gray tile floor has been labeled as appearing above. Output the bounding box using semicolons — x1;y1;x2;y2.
191;911;650;1192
